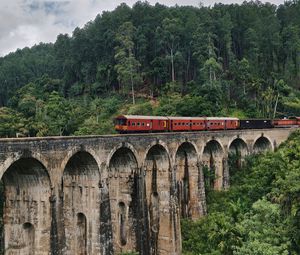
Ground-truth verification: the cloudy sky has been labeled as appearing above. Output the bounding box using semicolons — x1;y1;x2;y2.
0;0;284;57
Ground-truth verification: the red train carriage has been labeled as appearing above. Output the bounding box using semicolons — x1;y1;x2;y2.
168;117;206;132
206;117;239;130
115;115;168;133
190;117;207;131
168;117;191;132
272;117;298;127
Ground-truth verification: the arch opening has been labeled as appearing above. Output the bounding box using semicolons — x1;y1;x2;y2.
202;140;224;190
175;142;198;219
253;137;272;153
108;147;138;252
62;151;100;254
22;222;35;254
76;213;87;255
109;147;138;174
1;158;51;254
145;144;171;254
229;138;248;172
118;202;127;246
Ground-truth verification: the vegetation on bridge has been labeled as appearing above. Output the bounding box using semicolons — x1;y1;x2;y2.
0;1;300;137
182;130;300;255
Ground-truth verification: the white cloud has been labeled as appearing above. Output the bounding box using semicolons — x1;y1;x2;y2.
0;0;285;56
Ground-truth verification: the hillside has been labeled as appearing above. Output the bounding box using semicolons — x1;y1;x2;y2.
0;1;300;137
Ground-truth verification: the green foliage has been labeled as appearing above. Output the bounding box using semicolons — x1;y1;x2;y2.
0;107;27;137
182;131;300;255
154;93;217;116
234;199;291;255
1;1;300;136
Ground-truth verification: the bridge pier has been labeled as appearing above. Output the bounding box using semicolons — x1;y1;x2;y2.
62;151;101;255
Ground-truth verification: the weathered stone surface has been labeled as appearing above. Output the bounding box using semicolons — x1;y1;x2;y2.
0;128;296;254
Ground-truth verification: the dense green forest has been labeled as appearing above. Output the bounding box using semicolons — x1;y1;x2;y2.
1;2;300;254
182;130;300;255
0;0;300;137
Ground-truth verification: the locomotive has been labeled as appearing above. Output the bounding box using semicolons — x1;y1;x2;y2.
114;115;300;133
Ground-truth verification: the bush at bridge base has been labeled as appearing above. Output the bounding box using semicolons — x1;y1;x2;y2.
182;130;300;255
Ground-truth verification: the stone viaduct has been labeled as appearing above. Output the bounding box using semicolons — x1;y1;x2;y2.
0;127;296;255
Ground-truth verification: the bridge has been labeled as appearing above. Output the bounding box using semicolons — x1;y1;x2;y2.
0;127;296;255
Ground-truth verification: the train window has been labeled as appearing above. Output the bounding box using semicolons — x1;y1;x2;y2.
117;119;126;125
142;122;145;126
186;123;189;126
132;122;135;126
222;122;224;125
137;122;140;126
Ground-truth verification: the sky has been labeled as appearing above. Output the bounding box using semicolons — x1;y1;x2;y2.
0;0;285;57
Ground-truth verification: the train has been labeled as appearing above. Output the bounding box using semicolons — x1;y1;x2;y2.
114;115;300;133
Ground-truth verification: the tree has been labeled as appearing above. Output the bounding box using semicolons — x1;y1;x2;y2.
114;21;142;104
0;107;27;137
156;18;183;82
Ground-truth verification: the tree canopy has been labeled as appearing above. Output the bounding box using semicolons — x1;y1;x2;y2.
1;1;300;137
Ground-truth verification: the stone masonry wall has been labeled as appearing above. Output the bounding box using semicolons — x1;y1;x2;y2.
0;127;296;254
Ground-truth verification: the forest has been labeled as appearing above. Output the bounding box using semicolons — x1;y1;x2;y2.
1;1;300;254
182;130;300;254
0;0;300;137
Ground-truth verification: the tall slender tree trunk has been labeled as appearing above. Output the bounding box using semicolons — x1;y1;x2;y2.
171;48;175;82
130;57;135;105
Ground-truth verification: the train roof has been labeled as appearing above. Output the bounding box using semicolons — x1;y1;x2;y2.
167;116;206;120
116;115;169;120
116;115;240;121
206;117;239;120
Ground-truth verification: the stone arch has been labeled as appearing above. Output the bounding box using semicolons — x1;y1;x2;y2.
253;136;272;153
0;151;52;186
200;138;225;156
228;138;249;170
202;140;225;190
62;151;100;254
144;143;174;255
175;142;202;219
60;147;101;182
1;157;51;254
108;146;139;253
107;142;140;170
